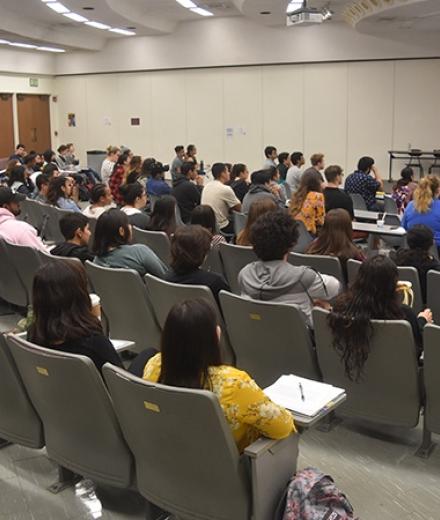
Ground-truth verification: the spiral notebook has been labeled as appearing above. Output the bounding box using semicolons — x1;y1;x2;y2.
264;375;345;417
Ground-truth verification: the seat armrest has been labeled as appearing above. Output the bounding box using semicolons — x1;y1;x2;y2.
244;434;299;520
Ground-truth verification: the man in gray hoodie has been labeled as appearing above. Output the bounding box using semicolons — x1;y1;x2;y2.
238;210;340;326
242;170;285;214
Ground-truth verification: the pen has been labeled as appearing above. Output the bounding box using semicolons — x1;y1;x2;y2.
299;382;305;401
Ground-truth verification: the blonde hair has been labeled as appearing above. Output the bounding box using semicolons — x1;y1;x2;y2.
106;145;120;155
413;175;440;213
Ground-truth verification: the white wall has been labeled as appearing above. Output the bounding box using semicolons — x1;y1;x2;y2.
55;18;440;76
0;47;55;75
54;59;440;179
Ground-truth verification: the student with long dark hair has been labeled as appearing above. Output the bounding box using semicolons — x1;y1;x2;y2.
8;165;35;197
230;163;250;202
143;299;295;452
167;226;229;302
392;166;418;213
190;205;225;247
306;208;365;280
120;183;150;230
93;209;167;277
109;152;130;206
82;183;114;219
28;261;122;373
47;176;81;212
328;255;432;381
147;195;177;237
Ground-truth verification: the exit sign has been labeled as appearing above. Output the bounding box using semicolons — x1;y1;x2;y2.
29;78;39;87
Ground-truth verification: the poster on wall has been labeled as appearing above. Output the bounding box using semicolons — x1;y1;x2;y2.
68;113;76;127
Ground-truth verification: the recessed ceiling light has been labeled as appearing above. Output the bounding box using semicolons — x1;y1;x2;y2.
176;0;197;7
46;2;70;14
190;7;214;16
37;46;66;52
63;12;89;22
82;6;95;10
126;26;136;30
85;21;111;30
260;11;271;15
9;42;38;48
109;28;136;36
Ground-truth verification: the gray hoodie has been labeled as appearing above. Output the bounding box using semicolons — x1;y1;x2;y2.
242;185;283;214
238;260;340;326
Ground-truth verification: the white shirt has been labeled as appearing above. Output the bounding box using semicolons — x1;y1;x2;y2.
286;165;303;192
201;180;240;230
101;159;115;185
82;204;114;219
263;158;277;169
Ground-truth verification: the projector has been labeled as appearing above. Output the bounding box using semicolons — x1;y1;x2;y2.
287;10;324;26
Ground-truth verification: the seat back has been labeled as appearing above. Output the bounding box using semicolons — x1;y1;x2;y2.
313;308;421;427
288;253;344;285
427;270;440;322
85;262;161;351
284;183;292;200
43;205;72;243
145;274;235;363
384;195;399;215
203;246;225;276
0;335;43;448
219;243;257;294
7;334;133;488
349;193;367;211
220;292;320;386
233;211;247;235
291;220;314;253
131;227;171;265
0;239;28;307
397;266;423;313
423;324;440;434
103;364;249;520
346;259;362;286
20;199;46;231
2;241;44;305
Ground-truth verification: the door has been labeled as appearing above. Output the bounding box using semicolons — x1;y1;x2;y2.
0;94;14;158
17;94;51;152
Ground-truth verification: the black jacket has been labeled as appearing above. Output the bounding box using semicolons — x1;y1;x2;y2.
172;175;202;223
51;242;94;263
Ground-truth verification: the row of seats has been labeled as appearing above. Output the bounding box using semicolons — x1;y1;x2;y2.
0;333;299;520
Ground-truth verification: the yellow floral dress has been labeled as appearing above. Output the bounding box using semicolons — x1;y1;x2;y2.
293;191;325;236
143;354;296;453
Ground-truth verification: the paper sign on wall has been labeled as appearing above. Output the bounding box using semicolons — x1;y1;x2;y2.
104;117;112;126
68;113;76;127
226;127;234;140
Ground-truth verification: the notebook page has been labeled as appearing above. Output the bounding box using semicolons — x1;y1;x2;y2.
264;374;345;416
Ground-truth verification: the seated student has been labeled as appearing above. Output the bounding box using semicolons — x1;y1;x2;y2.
126;155;142;185
344;156;383;211
82;183;114;219
277;152;291;182
9;144;26;164
190;205;226;247
306;209;366;281
242;170;283;214
285;152;305;194
323;165;354;219
55;145;69;170
109;153;130;206
230;163;250;203
238;210;340;326
0;187;46;251
42;149;57;168
263;145;278;169
289;169;325;236
391;225;440;304
28;261;122;374
328;255;433;379
171;145;185;180
33;174;50;204
93;208;167;277
201;163;241;235
147;195;177;237
392;167;418;214
101;146;120;185
47;176;81;212
143;299;295;453
51;213;94;263
269;166;287;205
7;165;35;197
23;153;38;178
303;153;326;184
236;198;277;246
41;163;60;180
172;162;203;223
119;183;151;230
166;226;230;302
402;175;440;249
147;167;172;197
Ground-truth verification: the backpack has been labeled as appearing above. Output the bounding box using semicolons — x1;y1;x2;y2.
278;467;358;520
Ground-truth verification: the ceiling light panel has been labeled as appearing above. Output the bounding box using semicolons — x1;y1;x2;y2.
37;46;66;52
190;7;214;16
176;0;197;7
109;28;136;35
46;2;70;14
85;21;111;29
63;12;89;22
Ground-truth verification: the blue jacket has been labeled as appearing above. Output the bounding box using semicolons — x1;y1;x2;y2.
147;178;171;197
402;199;440;246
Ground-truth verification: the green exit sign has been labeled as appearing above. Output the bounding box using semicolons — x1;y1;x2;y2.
29;78;39;87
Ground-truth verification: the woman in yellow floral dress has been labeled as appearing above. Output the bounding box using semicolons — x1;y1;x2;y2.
143;299;296;453
289;170;325;236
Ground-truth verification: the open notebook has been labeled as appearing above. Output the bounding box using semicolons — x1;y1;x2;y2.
264;375;345;417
